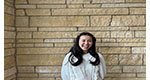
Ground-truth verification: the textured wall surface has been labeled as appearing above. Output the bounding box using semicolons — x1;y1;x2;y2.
4;0;17;80
14;0;146;80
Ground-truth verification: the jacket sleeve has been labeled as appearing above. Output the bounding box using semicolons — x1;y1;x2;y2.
61;53;71;80
98;53;107;79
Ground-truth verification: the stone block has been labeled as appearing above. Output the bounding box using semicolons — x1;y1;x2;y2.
132;47;146;54
4;67;16;78
92;0;124;3
135;31;146;38
26;9;50;15
16;44;34;47
17;39;43;43
126;0;146;2
103;55;118;65
30;16;89;27
111;16;145;26
16;28;37;31
4;14;14;26
18;73;38;78
137;73;146;77
16;9;25;16
17;55;65;66
28;0;65;4
99;47;130;54
18;66;35;73
91;16;111;26
4;4;15;15
39;73;61;77
4;31;15;38
4;48;15;56
117;38;145;42
34;43;53;47
15;0;27;4
111;31;134;38
17;78;55;80
44;39;74;43
83;4;101;8
130;8;146;14
107;66;122;73
15;5;36;8
36;66;61;73
119;55;143;65
105;73;136;78
105;78;146;80
54;43;73;47
37;4;66;8
102;3;146;7
17;32;32;38
39;27;77;31
123;66;146;72
67;0;90;3
78;27;129;31
4;56;16;69
16;17;28;27
17;48;70;54
52;8;128;15
67;4;83;8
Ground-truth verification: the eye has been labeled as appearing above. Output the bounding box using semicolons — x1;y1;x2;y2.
88;40;92;42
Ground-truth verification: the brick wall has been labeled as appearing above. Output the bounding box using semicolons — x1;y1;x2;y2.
14;0;146;80
4;0;17;80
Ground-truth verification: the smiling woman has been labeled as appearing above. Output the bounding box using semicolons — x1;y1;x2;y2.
61;32;106;80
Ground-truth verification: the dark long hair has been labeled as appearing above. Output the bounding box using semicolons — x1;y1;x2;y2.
69;32;100;66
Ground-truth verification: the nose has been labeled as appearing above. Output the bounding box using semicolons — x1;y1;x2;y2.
85;41;88;44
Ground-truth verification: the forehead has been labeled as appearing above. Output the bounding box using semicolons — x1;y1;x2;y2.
79;35;92;39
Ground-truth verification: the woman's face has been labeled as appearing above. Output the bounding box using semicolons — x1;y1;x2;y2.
79;35;93;53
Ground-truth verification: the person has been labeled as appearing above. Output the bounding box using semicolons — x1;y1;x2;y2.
61;32;106;80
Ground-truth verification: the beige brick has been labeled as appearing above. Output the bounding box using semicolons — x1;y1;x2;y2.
97;43;119;47
15;0;27;4
4;26;15;31
102;3;146;7
26;9;51;15
17;39;43;43
4;4;15;15
17;78;55;80
29;0;65;4
52;8;128;15
105;73;136;78
16;17;28;27
54;43;73;47
102;39;116;42
67;4;83;8
16;9;25;16
34;43;53;47
4;44;14;48
44;39;74;43
91;16;111;26
18;66;35;73
111;31;134;38
4;31;15;38
89;32;110;38
4;39;15;43
117;38;146;42
4;48;15;56
107;66;122;73
4;67;16;78
67;0;90;3
105;78;146;80
118;43;145;47
30;16;89;27
130;8;146;14
16;28;37;31
126;0;146;2
39;27;77;31
78;27;129;31
39;73;61;77
37;4;66;8
33;32;77;38
4;14;14;26
111;16;145;26
129;27;146;30
16;44;34;47
123;66;146;72
99;47;130;54
135;31;146;38
17;32;32;38
103;55;118;65
18;73;38;78
92;0;124;3
4;56;16;69
132;47;146;54
5;74;16;80
17;48;70;54
56;78;61;80
84;4;101;8
119;55;142;65
17;55;65;66
137;73;146;77
15;5;36;9
36;66;61;73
